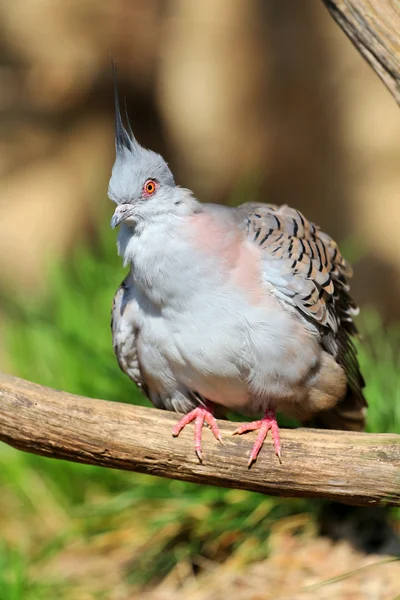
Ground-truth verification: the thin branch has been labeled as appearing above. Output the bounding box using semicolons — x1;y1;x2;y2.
0;372;399;506
321;0;400;104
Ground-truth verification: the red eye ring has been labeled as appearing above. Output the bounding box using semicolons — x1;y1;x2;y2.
143;179;157;197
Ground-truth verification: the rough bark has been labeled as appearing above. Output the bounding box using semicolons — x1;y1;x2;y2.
321;0;400;103
0;372;399;507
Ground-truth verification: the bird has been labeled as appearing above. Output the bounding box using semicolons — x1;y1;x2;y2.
109;68;366;467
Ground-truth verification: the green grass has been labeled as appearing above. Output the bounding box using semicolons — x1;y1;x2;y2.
0;542;54;600
357;310;400;434
1;218;399;597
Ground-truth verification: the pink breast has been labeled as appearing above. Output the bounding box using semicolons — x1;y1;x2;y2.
184;213;264;305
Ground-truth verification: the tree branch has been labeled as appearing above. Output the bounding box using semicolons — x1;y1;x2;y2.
321;0;400;103
0;372;399;506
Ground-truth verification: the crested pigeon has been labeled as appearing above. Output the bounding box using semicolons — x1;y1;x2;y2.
109;69;366;466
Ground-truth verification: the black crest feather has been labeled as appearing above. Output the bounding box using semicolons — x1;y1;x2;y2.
111;58;136;153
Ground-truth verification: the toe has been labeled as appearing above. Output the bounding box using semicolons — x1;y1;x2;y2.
232;420;262;436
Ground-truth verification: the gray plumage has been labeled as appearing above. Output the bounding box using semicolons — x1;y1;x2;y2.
109;69;366;462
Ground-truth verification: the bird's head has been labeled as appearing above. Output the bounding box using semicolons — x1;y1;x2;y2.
108;63;186;230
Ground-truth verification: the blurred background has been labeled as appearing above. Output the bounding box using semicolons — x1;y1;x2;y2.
0;1;399;598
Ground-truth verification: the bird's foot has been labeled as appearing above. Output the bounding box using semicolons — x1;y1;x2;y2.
232;409;282;467
172;404;222;462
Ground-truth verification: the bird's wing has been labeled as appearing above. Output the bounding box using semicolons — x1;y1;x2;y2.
237;202;365;410
111;276;148;395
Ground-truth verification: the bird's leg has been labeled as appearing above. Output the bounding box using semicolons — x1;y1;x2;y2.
232;409;282;467
172;403;222;462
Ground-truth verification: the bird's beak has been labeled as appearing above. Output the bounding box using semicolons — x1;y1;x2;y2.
111;204;135;229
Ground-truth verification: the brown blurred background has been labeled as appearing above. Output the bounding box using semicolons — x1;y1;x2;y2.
0;0;399;313
0;4;400;596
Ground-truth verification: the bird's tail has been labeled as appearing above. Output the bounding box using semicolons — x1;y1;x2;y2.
304;385;367;432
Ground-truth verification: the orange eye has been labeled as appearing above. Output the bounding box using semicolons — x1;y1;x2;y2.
144;179;157;196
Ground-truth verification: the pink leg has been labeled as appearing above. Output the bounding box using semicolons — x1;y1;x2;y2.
172;403;222;462
232;409;282;467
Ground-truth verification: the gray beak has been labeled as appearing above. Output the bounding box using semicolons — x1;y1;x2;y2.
111;204;135;229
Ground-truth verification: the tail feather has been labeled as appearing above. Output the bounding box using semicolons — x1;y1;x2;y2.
303;386;367;432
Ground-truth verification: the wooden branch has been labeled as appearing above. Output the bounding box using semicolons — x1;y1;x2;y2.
321;0;400;104
0;372;399;507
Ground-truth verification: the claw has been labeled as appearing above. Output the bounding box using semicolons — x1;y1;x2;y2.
172;404;222;462
233;409;282;467
247;456;256;468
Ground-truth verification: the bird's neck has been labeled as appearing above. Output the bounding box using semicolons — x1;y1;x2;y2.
118;208;254;309
119;214;203;307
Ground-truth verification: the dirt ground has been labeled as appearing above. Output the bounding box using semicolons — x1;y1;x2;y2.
137;532;400;600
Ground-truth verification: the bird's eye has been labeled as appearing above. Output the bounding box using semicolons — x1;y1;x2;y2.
143;179;157;197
